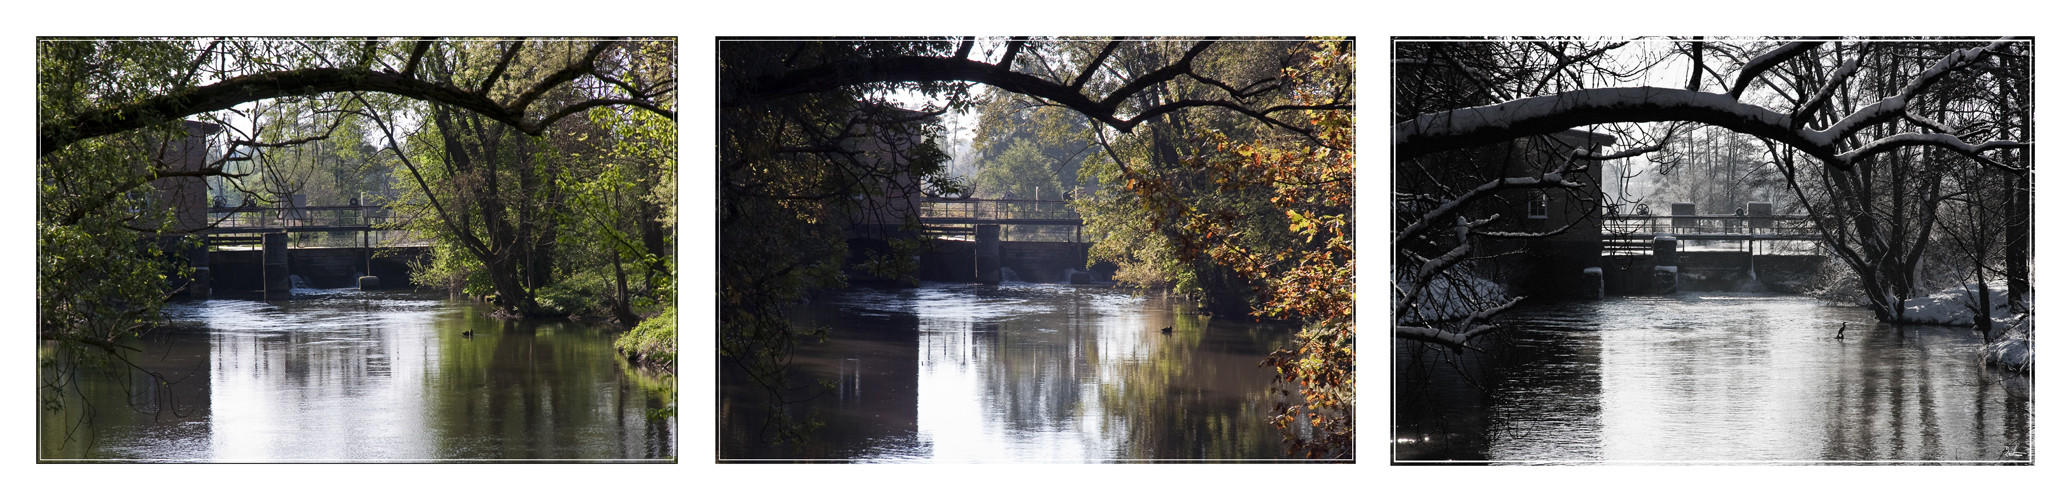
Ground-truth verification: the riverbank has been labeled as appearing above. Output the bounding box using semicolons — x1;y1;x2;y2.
1893;282;2031;373
614;306;677;370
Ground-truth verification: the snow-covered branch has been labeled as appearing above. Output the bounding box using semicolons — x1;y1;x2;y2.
1792;56;1859;127
1396;86;1829;163
1392;167;1585;249
1729;40;1826;99
1837;134;2026;171
1397;38;2026;173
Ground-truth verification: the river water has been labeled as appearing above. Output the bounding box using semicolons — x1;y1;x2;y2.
36;288;676;462
719;282;1305;462
1395;293;2032;464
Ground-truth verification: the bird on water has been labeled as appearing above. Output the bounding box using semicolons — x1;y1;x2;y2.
463;329;475;338
1160;326;1172;336
1834;323;1846;340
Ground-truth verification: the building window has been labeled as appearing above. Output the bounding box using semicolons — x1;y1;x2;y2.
1528;190;1549;219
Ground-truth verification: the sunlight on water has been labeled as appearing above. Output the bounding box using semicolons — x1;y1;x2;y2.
40;289;674;462
1398;293;2031;463
725;282;1295;462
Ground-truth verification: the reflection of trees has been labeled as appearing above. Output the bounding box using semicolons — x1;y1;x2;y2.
38;331;212;460
719;285;1297;461
433;316;674;459
720;295;921;460
932;287;1293;460
1082;295;1291;460
1819;325;2027;461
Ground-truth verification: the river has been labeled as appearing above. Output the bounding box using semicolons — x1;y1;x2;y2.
36;288;676;462
718;282;1307;462
1395;293;2032;464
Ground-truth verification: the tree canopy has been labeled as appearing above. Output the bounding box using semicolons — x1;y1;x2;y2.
720;37;1355;458
37;37;678;414
1392;37;2031;350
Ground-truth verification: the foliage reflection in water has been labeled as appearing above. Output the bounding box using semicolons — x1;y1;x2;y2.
1395;293;2031;464
720;282;1304;462
37;288;675;462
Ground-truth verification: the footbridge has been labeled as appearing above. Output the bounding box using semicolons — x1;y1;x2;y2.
1594;202;1828;295
180;203;428;298
908;198;1096;284
918;198;1083;237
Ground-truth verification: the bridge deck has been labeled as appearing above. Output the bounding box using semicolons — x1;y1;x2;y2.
918;217;1083;226
920;199;1082;226
1603;233;1825;242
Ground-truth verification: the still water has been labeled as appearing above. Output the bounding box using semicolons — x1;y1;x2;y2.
719;282;1303;462
37;288;676;462
1395;293;2032;464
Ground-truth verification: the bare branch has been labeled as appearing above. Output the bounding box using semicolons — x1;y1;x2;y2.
1729;40;1825;99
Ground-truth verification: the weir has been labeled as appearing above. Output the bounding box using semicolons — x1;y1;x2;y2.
862;198;1105;284
1597;202;1825;295
182;204;429;297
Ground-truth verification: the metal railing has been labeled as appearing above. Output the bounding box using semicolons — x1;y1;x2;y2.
918;198;1082;224
206;204;397;231
1601;213;1818;238
203;204;427;248
1601;213;1823;255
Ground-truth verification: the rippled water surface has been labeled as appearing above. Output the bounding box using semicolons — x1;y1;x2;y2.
1395;293;2032;464
719;282;1303;462
37;288;675;462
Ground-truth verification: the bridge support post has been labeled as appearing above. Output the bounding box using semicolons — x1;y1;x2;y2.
1652;235;1678;294
975;224;1001;284
263;232;291;294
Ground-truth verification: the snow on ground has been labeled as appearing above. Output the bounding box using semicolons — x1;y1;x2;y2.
1398;272;1509;322
1896;281;2031;372
1899;281;2010;326
1982;316;2033;373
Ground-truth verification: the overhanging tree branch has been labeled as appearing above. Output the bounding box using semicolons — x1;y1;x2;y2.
41;39;671;158
728;38;1341;136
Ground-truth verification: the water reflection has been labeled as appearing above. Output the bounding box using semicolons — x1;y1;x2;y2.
38;288;675;462
720;283;1298;462
1396;293;2031;463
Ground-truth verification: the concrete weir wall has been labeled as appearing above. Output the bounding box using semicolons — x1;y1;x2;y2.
1600;252;1823;295
910;239;1107;284
209;246;428;291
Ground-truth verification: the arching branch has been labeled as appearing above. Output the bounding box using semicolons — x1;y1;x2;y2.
40;39;672;158
727;38;1341;136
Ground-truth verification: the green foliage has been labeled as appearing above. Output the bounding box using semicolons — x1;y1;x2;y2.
38;39;207;411
1083;38;1356;458
720;39;967;448
1073;39;1324;315
615;306;678;370
38;38;677;417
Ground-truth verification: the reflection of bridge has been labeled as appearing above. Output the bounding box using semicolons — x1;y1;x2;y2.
918;198;1083;237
